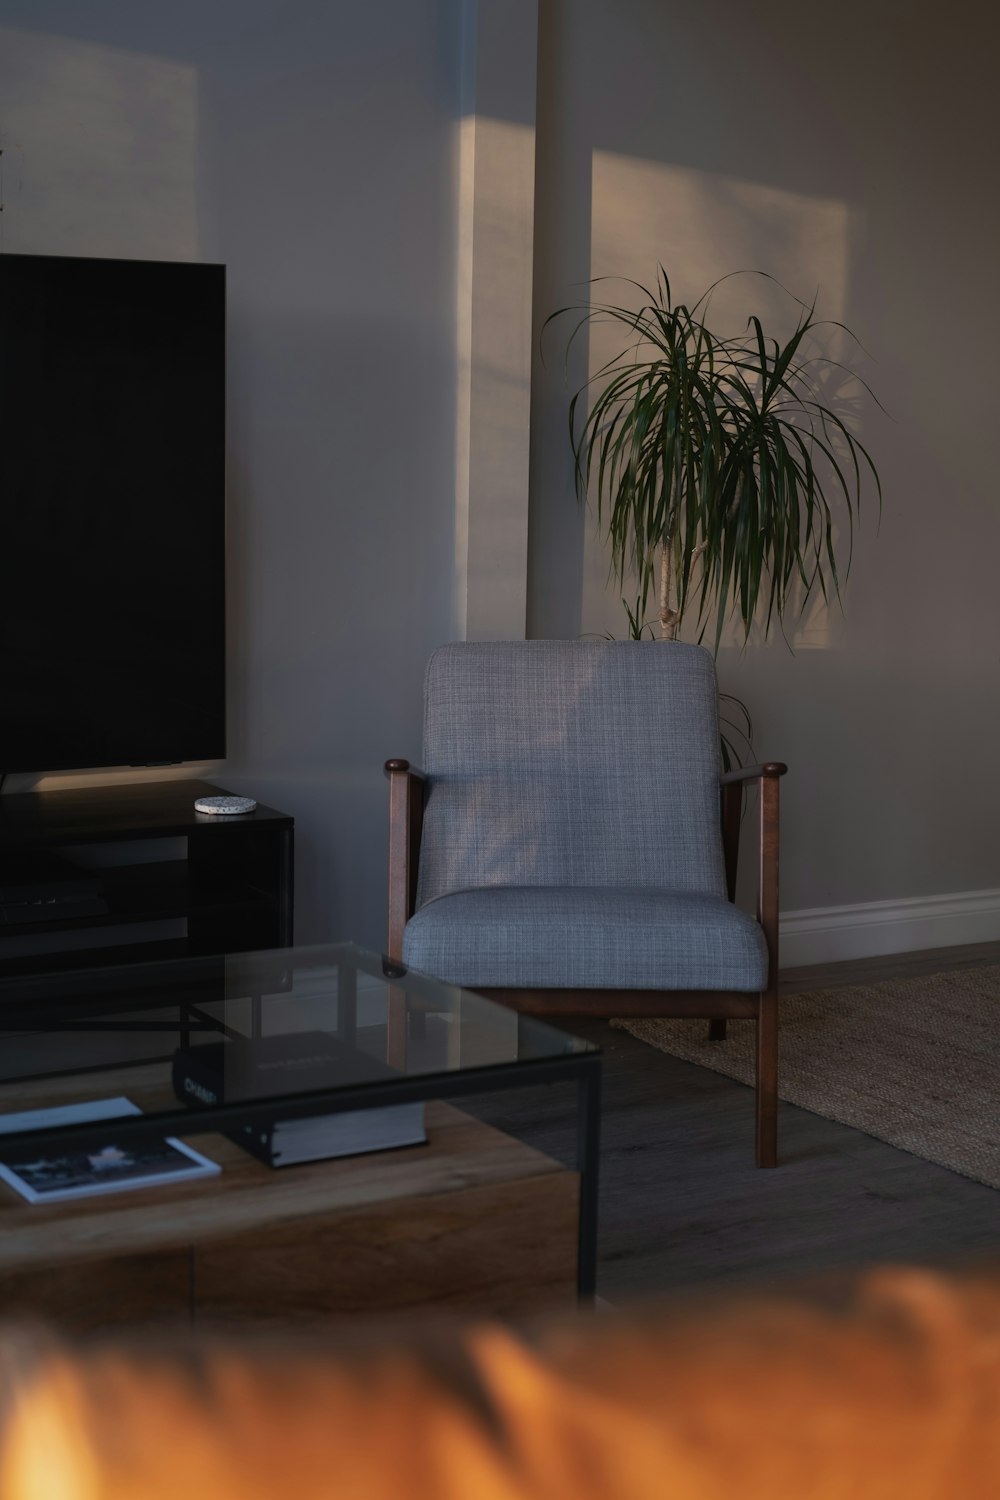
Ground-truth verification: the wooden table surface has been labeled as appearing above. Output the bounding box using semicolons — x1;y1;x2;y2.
0;1064;579;1327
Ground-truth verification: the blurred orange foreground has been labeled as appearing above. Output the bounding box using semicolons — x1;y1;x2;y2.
2;1265;1000;1500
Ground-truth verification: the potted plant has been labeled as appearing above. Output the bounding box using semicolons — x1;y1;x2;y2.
547;270;882;653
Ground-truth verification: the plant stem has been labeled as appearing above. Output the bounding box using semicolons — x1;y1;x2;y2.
659;538;680;640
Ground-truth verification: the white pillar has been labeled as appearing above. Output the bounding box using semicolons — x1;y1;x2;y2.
454;0;538;641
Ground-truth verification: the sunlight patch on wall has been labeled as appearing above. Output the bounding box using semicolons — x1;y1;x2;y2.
580;151;862;650
455;115;536;639
0;26;198;261
590;150;856;334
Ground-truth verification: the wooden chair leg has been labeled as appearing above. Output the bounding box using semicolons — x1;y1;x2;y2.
386;985;408;1072
755;989;778;1168
708;1019;727;1041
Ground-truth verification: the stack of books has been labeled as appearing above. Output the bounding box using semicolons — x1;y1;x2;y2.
172;1031;426;1168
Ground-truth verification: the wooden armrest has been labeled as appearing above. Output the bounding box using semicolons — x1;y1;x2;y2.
719;761;787;786
386;760;428;961
719;762;785;999
384;759;427;780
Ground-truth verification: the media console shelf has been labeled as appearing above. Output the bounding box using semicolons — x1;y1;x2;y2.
0;781;293;978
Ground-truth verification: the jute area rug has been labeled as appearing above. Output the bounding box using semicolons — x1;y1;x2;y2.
614;964;1000;1190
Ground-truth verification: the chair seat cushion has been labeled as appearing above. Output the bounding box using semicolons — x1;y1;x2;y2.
402;887;769;991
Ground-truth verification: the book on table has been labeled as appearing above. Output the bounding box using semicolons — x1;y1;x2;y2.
0;1097;221;1205
172;1031;427;1168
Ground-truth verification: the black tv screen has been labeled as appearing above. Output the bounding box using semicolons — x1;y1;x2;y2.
0;253;226;773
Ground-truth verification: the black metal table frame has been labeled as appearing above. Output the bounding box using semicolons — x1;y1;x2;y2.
0;966;602;1301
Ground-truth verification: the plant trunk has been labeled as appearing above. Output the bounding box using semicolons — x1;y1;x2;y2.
659;540;680;640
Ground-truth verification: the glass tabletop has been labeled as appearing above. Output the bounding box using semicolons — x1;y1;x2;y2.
0;943;597;1149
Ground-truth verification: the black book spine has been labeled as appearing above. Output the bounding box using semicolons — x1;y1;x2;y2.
173;1048;280;1165
172;1049;224;1109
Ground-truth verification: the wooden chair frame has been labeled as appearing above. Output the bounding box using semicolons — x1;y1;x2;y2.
385;757;787;1167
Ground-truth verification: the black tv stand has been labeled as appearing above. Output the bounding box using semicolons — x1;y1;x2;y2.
0;850;109;925
0;780;294;979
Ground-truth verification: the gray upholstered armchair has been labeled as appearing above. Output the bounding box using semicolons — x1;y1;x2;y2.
385;640;786;1166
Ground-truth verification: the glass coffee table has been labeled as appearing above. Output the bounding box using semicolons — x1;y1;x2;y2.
0;943;601;1309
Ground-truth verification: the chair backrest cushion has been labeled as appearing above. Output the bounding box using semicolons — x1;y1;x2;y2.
416;640;726;905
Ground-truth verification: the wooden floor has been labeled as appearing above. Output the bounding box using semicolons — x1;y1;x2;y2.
474;940;1000;1305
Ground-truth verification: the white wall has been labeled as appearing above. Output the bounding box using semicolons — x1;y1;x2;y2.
4;0;998;960
0;0;464;948
528;0;1000;941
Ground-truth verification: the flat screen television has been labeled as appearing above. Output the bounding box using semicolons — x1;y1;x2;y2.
0;252;226;774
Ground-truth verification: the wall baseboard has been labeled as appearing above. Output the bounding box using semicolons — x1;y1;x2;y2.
779;888;1000;970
